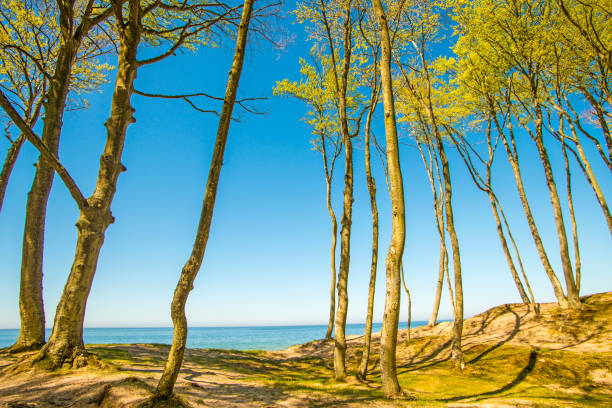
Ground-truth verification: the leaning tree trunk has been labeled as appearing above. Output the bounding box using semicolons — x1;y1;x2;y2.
357;86;379;380
531;103;580;309
33;3;141;368
374;0;406;397
417;139;448;327
332;0;354;382
494;111;569;308
561;131;581;294
569;128;612;236
155;0;252;398
487;191;530;304
0;134;25;214
436;137;464;370
11;42;78;353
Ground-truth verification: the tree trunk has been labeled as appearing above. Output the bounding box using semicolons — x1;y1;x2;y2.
333;131;353;381
487;191;530;304
11;40;77;352
357;89;378;380
155;0;252;398
373;0;405;397
323;141;338;340
332;0;354;382
435;138;464;370
33;1;141;367
561;135;581;295
531;104;580;309
401;263;411;342
9;0;106;353
0;134;25;214
494;113;569;308
572;136;612;236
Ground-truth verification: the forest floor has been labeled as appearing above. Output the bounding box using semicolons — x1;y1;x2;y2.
0;291;611;407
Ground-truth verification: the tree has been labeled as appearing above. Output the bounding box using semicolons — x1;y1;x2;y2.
274;54;343;341
372;0;405;397
0;0;113;352
1;0;244;367
154;0;254;399
291;0;367;380
451;0;600;309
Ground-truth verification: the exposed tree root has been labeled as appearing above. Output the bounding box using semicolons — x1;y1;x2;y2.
2;342;44;355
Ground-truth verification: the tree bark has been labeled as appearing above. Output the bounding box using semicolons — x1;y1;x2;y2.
493;109;569;308
373;0;405;397
323;136;338;341
435;138;464;370
357;85;378;380
155;0;252;398
0;134;25;214
8;0;110;353
12;40;77;353
400;263;411;342
561;133;581;295
332;0;354;382
33;0;141;367
571;134;612;236
530;103;580;309
417;140;448;327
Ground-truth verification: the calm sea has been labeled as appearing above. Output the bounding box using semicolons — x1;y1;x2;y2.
0;321;427;351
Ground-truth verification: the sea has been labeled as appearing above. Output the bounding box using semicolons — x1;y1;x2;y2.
0;321;427;351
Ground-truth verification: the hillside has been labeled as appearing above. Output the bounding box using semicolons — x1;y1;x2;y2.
1;292;611;407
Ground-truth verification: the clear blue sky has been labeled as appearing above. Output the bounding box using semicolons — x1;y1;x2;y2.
0;2;610;329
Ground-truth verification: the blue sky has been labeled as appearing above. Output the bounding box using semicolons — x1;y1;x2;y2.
0;2;610;330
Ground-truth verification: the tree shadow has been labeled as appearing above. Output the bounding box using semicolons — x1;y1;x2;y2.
467;306;528;364
442;349;538;402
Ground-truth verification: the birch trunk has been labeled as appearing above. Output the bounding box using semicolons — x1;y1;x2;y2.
155;0;252;398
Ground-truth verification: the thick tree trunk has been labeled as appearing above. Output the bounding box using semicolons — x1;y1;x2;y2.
357;93;378;380
0;134;25;214
373;0;405;397
155;0;252;398
436;139;464;370
332;0;354;382
34;2;141;367
495;114;569;308
12;41;77;352
531;105;580;309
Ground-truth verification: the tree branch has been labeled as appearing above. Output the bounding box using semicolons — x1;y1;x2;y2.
0;89;88;210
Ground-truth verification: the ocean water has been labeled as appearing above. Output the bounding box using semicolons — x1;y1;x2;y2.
0;321;427;351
